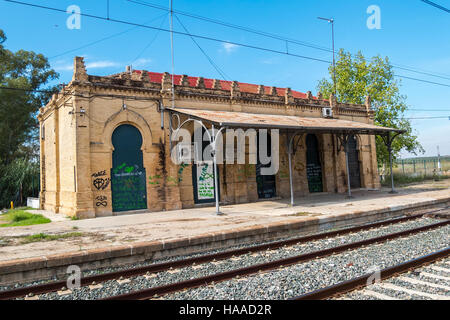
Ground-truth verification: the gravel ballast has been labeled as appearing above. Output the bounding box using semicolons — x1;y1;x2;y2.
15;217;447;300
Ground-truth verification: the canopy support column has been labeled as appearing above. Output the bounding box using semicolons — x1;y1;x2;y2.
211;124;223;215
381;132;402;194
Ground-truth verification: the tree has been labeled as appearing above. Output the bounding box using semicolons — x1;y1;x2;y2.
317;49;423;166
0;29;58;207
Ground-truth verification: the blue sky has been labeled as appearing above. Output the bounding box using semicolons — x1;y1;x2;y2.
1;0;449;157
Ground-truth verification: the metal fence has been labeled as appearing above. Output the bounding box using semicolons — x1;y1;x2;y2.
392;158;450;176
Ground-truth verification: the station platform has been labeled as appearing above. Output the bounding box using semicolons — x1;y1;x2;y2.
0;179;449;285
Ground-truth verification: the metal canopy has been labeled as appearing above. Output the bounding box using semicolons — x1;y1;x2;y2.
167;107;404;212
166;107;404;135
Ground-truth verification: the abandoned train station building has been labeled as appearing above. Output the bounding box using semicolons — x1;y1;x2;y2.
38;57;400;218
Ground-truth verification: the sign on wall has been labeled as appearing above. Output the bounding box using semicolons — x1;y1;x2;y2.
196;161;215;200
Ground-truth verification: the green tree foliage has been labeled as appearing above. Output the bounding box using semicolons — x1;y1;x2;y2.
0;29;58;207
317;49;423;166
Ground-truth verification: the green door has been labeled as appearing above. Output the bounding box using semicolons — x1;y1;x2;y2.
111;124;147;212
306;134;323;193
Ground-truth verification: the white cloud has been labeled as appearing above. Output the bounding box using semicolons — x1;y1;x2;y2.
85;60;120;69
222;42;238;53
133;58;152;67
54;59;120;72
54;64;74;71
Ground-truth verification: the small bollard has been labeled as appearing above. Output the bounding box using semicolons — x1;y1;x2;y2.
10;201;13;210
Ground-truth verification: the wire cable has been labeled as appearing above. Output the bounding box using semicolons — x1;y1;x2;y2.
174;14;230;80
49;13;168;60
3;0;332;65
3;1;450;88
127;0;450;82
421;0;450;13
129;13;168;66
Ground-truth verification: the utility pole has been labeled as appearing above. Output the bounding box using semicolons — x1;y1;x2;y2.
318;17;336;95
169;0;175;108
437;145;441;171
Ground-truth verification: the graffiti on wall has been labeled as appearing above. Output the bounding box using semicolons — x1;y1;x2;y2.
111;162;147;211
92;170;111;190
95;195;107;207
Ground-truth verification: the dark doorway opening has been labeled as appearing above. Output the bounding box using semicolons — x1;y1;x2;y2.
347;135;361;189
111;124;147;212
256;131;276;199
306;134;323;193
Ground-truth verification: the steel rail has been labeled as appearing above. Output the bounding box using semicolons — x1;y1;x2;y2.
0;208;444;300
292;246;450;300
103;219;450;300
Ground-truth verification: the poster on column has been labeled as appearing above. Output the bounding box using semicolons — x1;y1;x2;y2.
196;161;215;200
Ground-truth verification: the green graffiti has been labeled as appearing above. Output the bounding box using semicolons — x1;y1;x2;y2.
279;170;289;179
178;163;189;182
199;164;214;181
125;166;135;173
236;164;255;181
113;162;127;174
148;174;162;185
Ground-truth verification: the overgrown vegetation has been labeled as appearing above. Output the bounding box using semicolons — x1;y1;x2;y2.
20;232;83;244
317;49;423;166
381;173;450;187
0;207;50;227
0;29;58;208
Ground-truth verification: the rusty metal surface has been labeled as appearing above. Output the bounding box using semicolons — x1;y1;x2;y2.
168;108;403;133
0;213;429;300
293;247;450;300
104;219;450;300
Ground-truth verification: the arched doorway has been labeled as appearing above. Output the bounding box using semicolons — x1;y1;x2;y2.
111;124;147;212
306;134;323;193
347;135;361;189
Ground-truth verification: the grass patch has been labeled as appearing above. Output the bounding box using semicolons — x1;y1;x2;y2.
0;208;51;227
381;173;450;187
292;212;312;216
20;232;83;244
289;212;321;217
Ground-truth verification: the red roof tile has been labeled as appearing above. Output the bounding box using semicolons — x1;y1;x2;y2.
133;70;316;100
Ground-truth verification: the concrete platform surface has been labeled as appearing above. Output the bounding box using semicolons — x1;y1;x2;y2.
0;180;448;266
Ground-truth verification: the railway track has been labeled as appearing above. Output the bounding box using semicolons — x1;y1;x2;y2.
293;248;450;300
104;219;450;300
0;208;447;300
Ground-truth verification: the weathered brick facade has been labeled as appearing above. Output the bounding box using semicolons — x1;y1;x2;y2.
38;57;380;218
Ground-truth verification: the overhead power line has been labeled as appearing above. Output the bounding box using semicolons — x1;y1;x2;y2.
49;13;168;60
421;0;450;13
4;0;330;64
4;0;450;89
127;0;450;82
174;14;230;80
